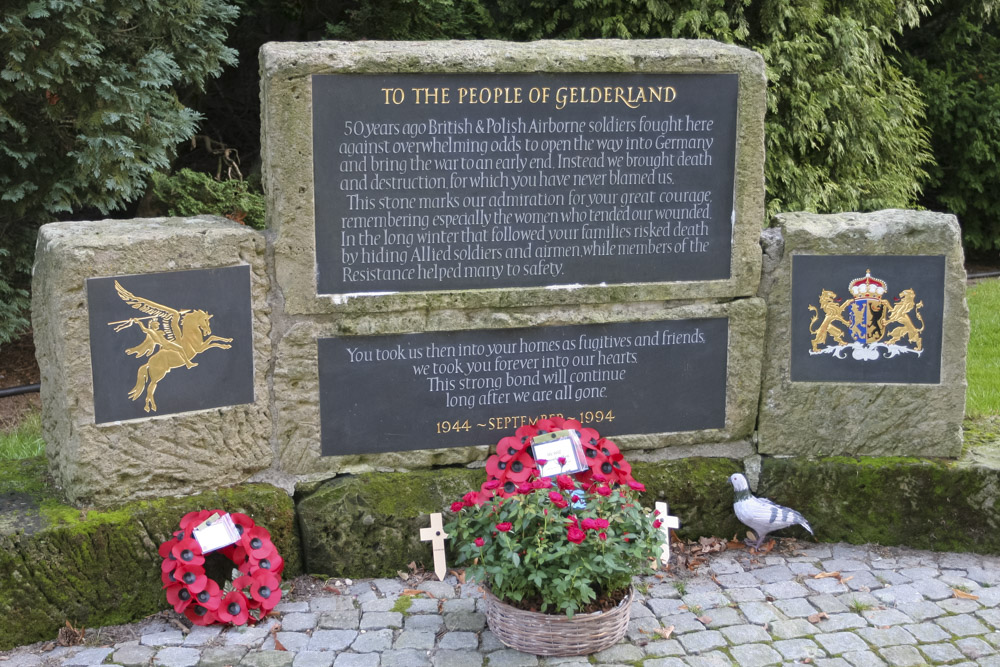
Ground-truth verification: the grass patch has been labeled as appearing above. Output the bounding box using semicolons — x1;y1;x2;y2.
0;411;44;460
967;279;1000;418
390;595;413;614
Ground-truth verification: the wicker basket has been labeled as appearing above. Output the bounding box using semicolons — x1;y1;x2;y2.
483;587;633;656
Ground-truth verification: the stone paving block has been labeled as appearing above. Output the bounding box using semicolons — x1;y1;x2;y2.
901;621;950;643
774;638;826;660
979;607;1000;629
264;632;310;652
811;594;849;614
372;578;406;596
877;645;926;667
62;648;114;666
955;636;996;658
979;588;1000;608
683;591;730;609
358;611;402;630
658;612;705;634
280;613;319;633
408;598;440;613
142;631;186;647
725;588;765;603
751;565;795;584
815;631;869;655
769;618;818;640
838;592;881;609
154;647;201;667
647;585;682;599
643;639;684;656
709;558;745;575
721;623;771;644
441;599;476;613
332;654;379;667
862;608;914;626
936;613;990;636
319;611;360;630
240;651;296;667
824;559;870;572
832;546;871;561
292;652;334;667
894;599;945;621
966;567;1000;586
940;553;982;569
789;562;822;576
775;597;816;618
854;627;916;648
626;616;662;641
114;643;156;667
444;611;486;631
899;567;940;581
762;581;810;599
817;613;868;632
405;614;444;632
815;659;853;667
224;621;280;648
918;642;964;663
682;650;731;666
431;650;483;666
306;630;358;652
648;598;687;617
393;630;435;650
198;647;249;667
592;643;644;663
739;601;782;625
806;578;849;595
909;578;952;600
715;573;760;588
939;572;978;589
845;571;883;591
477;649;536;666
349;628;392;652
678;630;727;652
730;643;783;667
438;631;478;650
379;649;432;666
182;627;223;647
703;606;744;628
937;597;981;614
275;602;310;613
683;577;722;594
875;572;912;586
643;659;686;667
988;631;1000;648
418;581;456;599
800;546;834;559
359;598;395;612
839;650;886;667
310;597;357;613
631;601;654;618
479;631;504;652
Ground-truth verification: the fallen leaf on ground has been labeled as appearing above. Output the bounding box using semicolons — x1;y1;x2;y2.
953;588;980;600
449;569;466;585
324;586;342;595
814;571;840;579
697;615;713;625
403;588;434;598
807;612;829;623
838;575;854;584
270;625;286;651
655;625;674;639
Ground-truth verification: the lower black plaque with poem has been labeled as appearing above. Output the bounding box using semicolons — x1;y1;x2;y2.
319;318;728;456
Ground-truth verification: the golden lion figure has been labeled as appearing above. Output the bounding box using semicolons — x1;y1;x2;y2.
884;288;925;351
808;289;850;351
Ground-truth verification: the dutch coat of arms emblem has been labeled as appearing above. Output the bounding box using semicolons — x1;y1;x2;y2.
808;269;925;361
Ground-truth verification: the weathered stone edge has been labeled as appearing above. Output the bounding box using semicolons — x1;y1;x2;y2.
260;39;765;315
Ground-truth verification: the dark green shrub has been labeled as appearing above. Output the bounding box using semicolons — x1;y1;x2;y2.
901;0;1000;252
148;169;266;230
0;0;238;342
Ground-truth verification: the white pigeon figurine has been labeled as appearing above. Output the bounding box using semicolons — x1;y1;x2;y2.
729;473;813;549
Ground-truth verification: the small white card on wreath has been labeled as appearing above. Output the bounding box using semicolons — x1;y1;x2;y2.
193;512;241;554
531;430;588;477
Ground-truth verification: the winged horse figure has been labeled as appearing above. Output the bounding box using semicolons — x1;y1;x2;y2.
110;281;233;413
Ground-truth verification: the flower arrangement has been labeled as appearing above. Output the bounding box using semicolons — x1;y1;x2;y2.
159;509;284;626
446;416;661;617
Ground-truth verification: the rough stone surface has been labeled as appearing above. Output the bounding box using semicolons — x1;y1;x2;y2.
31;217;273;506
757;210;968;457
261;39;765;317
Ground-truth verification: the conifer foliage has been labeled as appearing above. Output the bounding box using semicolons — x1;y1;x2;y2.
0;0;237;342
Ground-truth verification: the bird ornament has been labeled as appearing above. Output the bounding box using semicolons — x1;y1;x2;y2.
728;473;813;549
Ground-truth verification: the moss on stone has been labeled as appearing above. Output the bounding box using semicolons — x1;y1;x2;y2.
759;456;1000;552
632;459;744;541
295;468;482;578
0;476;299;650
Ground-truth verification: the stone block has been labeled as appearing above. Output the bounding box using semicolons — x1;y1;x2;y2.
757;210;967;457
31;217;272;506
261;39;765;315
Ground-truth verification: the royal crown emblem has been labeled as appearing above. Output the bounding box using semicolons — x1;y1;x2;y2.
807;269;925;361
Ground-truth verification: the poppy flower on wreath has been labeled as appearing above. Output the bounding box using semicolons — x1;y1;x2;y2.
157;510;282;626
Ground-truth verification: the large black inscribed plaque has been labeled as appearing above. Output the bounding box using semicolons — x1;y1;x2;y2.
319;318;728;456
87;266;255;424
312;73;739;293
790;255;945;384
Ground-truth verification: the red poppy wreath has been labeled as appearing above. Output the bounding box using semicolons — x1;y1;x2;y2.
158;510;284;626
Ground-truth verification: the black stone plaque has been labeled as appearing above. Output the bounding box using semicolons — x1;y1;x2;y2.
312;72;739;294
87;266;255;424
790;255;945;384
318;318;728;456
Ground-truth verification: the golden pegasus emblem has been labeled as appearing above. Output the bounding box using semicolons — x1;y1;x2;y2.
108;281;233;412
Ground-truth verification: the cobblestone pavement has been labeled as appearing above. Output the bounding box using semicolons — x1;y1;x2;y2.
5;542;1000;666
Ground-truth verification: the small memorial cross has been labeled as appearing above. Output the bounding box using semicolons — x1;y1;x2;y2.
419;512;449;581
655;501;681;567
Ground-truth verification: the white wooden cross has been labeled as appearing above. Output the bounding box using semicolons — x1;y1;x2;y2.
655;501;681;568
419;512;449;581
